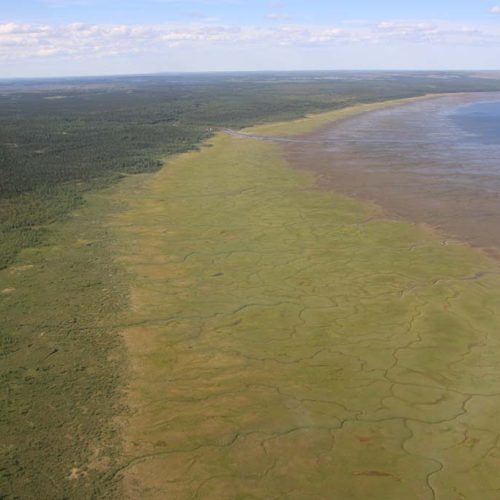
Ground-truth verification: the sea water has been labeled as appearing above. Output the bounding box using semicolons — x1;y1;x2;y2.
313;93;500;178
450;100;500;146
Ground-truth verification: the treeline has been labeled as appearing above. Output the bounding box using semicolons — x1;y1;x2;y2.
2;71;500;268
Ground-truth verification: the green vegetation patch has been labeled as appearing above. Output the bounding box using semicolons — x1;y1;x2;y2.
111;132;500;499
0;191;127;498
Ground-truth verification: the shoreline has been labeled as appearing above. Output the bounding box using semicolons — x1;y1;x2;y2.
242;93;448;137
280;92;500;261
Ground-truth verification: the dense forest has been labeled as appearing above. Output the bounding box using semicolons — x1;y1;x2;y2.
2;71;500;269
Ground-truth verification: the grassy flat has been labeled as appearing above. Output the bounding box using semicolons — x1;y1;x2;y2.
109;107;500;498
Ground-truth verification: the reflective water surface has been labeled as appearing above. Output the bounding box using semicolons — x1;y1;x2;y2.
450;100;500;146
286;93;500;255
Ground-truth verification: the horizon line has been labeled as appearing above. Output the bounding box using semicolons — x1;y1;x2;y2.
2;68;500;82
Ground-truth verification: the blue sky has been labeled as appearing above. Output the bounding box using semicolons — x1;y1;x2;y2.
4;0;500;25
2;0;500;77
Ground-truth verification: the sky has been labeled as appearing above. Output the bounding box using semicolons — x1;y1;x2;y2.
2;0;500;77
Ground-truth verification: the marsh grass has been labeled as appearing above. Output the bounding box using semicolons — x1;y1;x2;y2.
112;131;500;498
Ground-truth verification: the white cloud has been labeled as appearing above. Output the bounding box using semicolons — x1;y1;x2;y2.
1;20;499;61
491;6;500;13
373;21;488;44
0;21;350;59
266;13;290;21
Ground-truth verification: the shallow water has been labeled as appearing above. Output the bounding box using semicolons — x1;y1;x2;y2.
286;93;500;254
450;100;500;146
316;94;500;178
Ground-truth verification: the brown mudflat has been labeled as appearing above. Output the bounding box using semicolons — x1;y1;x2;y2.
284;93;500;258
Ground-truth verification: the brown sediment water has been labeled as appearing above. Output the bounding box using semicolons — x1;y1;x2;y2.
284;93;500;259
